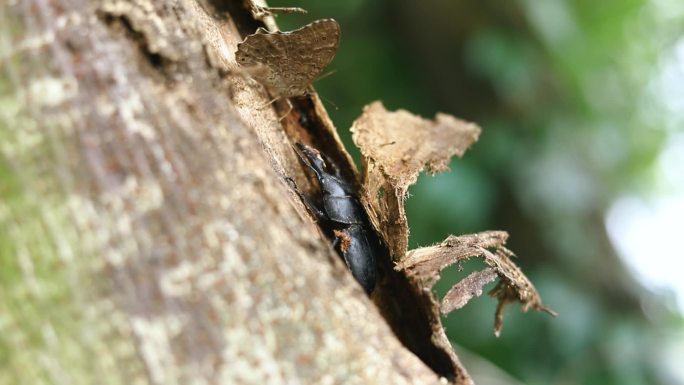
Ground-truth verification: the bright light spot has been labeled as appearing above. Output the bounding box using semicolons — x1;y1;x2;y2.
606;134;684;312
606;17;684;314
659;39;684;112
661;331;684;384
653;36;684;132
606;196;684;307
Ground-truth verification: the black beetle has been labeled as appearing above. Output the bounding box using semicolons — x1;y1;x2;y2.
287;143;377;294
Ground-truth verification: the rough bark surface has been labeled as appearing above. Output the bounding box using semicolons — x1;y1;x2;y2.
0;1;446;384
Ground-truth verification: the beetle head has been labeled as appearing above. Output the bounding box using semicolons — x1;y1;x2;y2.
294;142;327;176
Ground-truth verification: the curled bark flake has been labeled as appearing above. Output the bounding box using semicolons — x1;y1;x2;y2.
349;102;482;383
399;231;509;280
441;268;498;314
351;101;481;261
347;101;552;380
402;232;556;336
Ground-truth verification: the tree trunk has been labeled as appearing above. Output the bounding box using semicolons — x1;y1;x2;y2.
1;1;448;384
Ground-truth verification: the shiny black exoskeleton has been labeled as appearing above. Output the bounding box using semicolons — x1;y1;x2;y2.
288;143;377;294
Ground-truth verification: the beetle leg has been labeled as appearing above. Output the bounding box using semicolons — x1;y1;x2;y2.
277;99;294;121
285;177;329;224
299;194;328;224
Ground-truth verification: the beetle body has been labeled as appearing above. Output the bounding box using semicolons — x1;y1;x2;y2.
290;143;377;294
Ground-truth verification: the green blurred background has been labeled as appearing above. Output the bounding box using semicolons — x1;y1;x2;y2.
269;0;684;384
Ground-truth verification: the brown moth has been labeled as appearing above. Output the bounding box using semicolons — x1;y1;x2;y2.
235;19;340;98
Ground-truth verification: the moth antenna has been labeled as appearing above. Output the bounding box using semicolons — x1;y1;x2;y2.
277;99;294;121
261;6;307;15
315;69;337;83
318;94;338;111
305;87;339;111
260;96;280;108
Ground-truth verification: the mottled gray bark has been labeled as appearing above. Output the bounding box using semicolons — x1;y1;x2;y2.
0;1;444;384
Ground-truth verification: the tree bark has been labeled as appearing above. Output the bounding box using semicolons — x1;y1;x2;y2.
1;1;447;384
